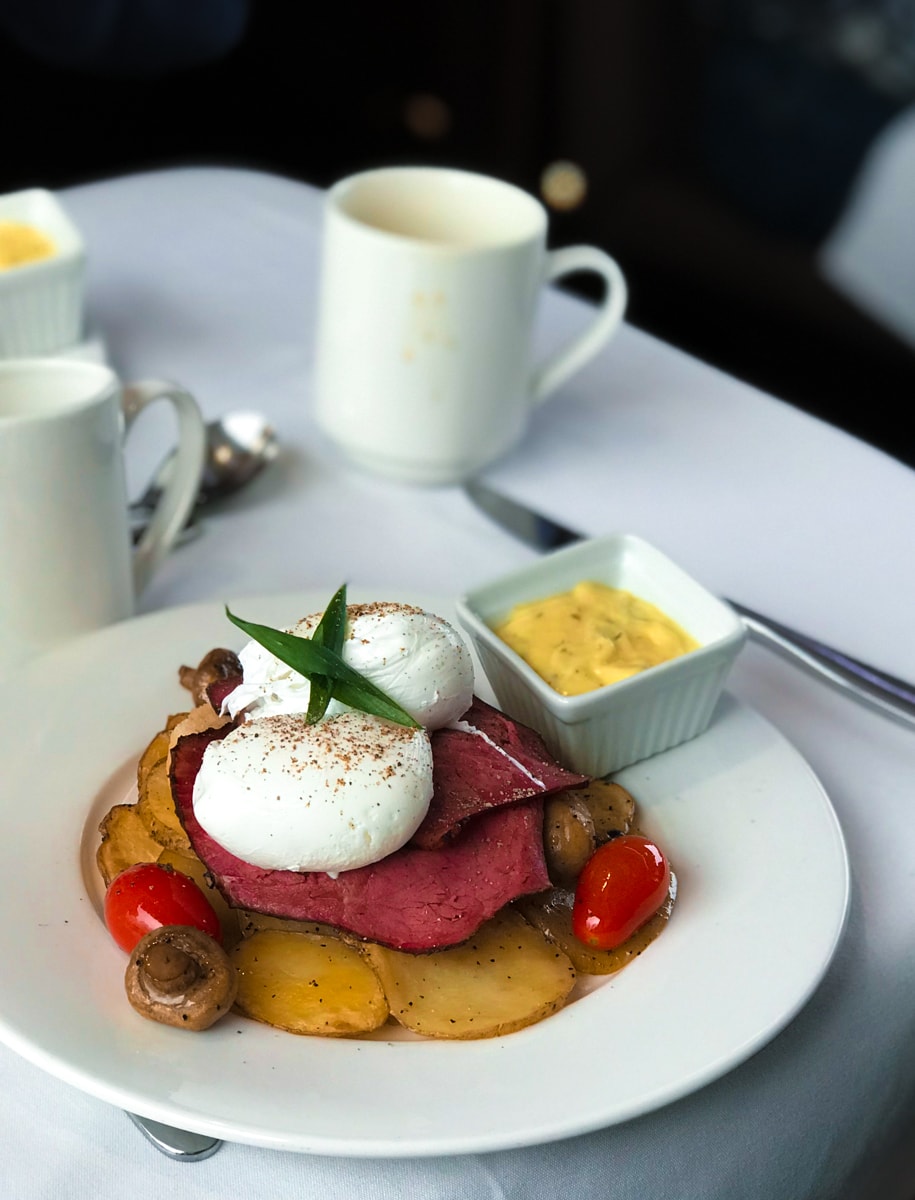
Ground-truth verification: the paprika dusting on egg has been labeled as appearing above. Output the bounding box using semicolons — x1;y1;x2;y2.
493;580;700;695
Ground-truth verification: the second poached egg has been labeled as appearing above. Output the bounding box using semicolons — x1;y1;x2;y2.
225;602;474;730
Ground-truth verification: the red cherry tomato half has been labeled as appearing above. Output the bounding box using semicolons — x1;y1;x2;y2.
572;834;671;950
104;862;222;952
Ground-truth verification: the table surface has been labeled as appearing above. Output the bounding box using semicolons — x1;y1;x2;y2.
2;166;914;1200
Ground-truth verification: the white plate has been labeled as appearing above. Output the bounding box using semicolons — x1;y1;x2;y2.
0;591;850;1157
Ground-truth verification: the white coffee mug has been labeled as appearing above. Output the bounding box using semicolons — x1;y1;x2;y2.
312;166;627;485
0;358;206;675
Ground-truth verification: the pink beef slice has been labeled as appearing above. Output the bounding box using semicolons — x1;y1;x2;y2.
206;674;242;713
170;723;552;952
412;696;588;849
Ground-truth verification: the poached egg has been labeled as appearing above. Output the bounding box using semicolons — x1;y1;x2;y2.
193;710;434;874
193;602;474;874
225;602;473;730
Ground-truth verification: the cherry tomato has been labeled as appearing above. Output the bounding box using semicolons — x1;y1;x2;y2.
104;862;222;952
572;834;671;950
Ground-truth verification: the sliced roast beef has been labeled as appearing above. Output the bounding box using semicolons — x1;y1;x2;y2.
170;723;552;952
207;673;243;713
413;696;587;849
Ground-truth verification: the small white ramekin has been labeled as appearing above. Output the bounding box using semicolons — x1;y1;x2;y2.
456;533;746;777
0;189;86;357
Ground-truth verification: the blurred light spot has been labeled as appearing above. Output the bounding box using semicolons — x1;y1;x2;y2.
540;160;588;211
403;93;452;140
832;13;886;68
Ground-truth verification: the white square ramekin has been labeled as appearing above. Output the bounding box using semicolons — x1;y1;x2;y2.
0;189;86;357
456;533;746;777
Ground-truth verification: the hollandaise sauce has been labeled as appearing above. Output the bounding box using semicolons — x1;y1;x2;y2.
493;581;699;696
0;220;56;270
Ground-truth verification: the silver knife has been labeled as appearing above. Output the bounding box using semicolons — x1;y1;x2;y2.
465;480;915;731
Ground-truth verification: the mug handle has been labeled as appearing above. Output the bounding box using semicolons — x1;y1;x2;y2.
122;380;206;596
531;246;628;404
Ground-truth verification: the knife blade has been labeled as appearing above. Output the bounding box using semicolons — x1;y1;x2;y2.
464;480;915;730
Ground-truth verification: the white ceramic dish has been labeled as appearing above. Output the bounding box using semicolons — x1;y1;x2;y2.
0;592;849;1156
457;534;747;776
0;188;86;356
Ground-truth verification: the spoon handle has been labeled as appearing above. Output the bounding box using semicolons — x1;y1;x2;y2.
126;1112;222;1161
129;506;201;547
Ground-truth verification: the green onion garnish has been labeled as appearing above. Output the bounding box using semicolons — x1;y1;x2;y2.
226;588;420;728
305;583;348;724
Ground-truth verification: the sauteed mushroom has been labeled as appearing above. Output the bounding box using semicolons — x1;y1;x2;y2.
543;779;638;885
125;925;237;1031
179;648;242;708
543;792;597;886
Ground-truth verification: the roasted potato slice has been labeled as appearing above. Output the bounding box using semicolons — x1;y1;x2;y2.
515;883;675;975
363;910;576;1040
135;753;192;852
135;705;227;852
97;803;166;887
136;713;189;795
237;910;343;941
167;702;229;749
156;847;242;948
230;929;389;1036
136;733;168;799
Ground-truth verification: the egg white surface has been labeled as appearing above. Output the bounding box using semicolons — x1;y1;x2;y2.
225;602;474;730
193;711;434;873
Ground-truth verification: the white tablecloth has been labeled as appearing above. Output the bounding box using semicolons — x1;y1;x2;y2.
2;167;914;1200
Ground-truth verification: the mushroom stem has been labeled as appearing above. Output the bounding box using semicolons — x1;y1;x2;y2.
141;942;202;995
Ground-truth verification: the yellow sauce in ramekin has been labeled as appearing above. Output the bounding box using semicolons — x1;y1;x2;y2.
0;220;56;270
493;580;699;696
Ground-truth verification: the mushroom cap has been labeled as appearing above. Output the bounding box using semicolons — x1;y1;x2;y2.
124;924;238;1031
179;647;242;708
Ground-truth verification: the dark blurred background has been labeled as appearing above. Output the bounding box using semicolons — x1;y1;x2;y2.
2;0;914;467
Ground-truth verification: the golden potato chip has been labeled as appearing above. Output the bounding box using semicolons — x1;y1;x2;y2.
231;929;389;1036
96;804;164;887
362;910;576;1039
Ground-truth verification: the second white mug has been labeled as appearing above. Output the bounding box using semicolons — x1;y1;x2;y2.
0;358;206;676
312;167;627;485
